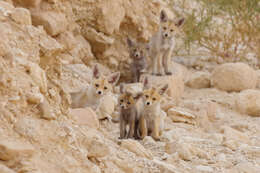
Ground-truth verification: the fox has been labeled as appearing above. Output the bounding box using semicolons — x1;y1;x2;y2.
118;83;143;139
148;10;185;76
127;38;148;83
139;77;168;141
70;64;120;111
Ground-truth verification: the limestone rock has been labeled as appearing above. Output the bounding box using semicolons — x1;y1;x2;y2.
195;165;214;173
221;126;251;150
232;161;260;173
212;63;257;92
38;97;56;120
70;108;99;129
31;11;68;36
0;164;15;173
120;139;153;159
11;7;31;25
13;0;42;8
236;89;260;117
0;139;35;161
167;107;196;125
165;141;193;161
256;70;260;89
186;71;211;89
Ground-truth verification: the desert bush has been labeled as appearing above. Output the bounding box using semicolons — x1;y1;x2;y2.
165;0;260;66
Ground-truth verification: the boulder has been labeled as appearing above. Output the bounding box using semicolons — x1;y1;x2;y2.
0;139;35;161
212;63;257;92
186;71;211;89
167;107;196;125
120;139;153;159
13;0;41;8
31;11;68;36
70;107;99;129
0;164;15;173
236;89;260;117
10;7;31;25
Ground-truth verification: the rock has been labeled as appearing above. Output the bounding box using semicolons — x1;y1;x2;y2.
236;89;260;117
256;70;260;89
56;31;77;51
195;165;214;173
31;11;68;36
123;83;143;95
96;0;125;35
212;63;257;92
70;108;99;129
232;161;260;173
120;139;153;159
11;7;31;25
87;140;111;158
140;73;184;105
38;97;56;120
165;141;193;161
167;107;196;125
186;71;211;89
221;126;251;150
0;139;35;161
0;164;15;173
13;0;42;8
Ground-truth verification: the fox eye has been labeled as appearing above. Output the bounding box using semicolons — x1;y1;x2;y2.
127;102;131;105
95;84;99;87
134;49;137;52
120;99;123;102
104;86;107;90
163;27;167;30
145;95;149;98
152;98;156;101
170;29;174;32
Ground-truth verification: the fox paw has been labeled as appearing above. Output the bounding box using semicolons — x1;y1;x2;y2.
165;72;172;75
156;73;163;76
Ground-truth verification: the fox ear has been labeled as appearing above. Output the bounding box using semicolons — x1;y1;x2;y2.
134;92;143;100
143;76;149;89
176;18;185;27
120;83;124;94
158;84;168;95
160;10;168;23
93;64;100;79
108;72;120;85
127;38;134;47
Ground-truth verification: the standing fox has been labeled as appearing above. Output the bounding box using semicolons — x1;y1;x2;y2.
118;84;143;139
127;38;148;82
70;65;120;110
148;10;184;76
139;77;168;141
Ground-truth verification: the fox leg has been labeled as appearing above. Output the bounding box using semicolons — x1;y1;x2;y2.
139;115;148;139
152;116;161;141
119;117;126;139
128;117;135;139
151;56;157;75
163;49;173;75
156;53;164;76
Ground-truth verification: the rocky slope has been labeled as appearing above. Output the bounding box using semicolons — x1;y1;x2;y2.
0;0;259;173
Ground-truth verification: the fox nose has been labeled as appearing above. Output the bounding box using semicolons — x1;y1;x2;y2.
98;91;102;95
135;53;139;58
146;102;150;105
164;33;168;37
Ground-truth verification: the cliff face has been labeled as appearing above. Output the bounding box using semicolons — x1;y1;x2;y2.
0;1;260;173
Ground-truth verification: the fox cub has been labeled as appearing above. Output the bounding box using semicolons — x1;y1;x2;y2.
127;38;148;82
118;84;143;139
139;77;168;141
70;65;120;109
148;10;184;76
